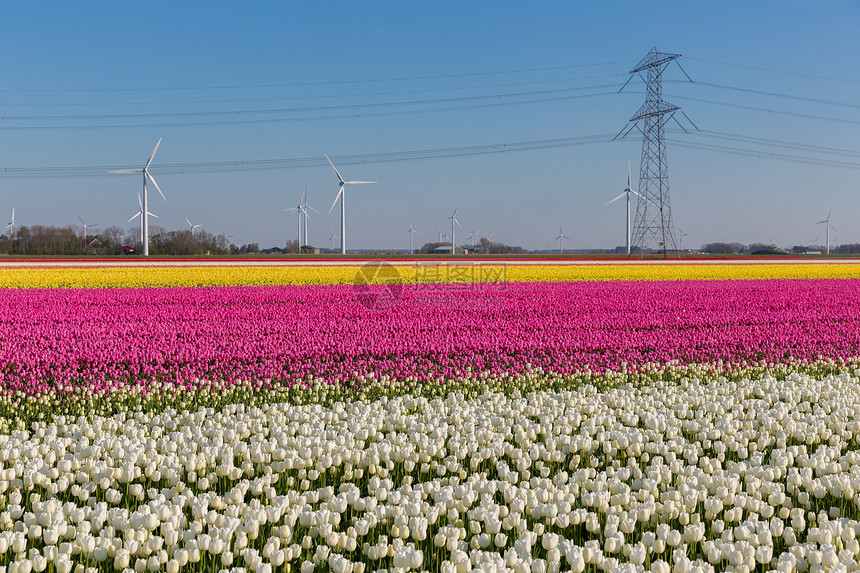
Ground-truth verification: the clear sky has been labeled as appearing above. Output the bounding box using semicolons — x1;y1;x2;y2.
1;1;858;251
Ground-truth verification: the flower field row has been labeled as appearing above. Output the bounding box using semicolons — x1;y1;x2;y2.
0;279;859;423
0;370;859;573
1;262;859;288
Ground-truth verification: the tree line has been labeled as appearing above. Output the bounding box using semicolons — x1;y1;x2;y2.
0;225;259;256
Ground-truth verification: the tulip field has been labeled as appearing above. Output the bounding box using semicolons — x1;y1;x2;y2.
1;260;860;573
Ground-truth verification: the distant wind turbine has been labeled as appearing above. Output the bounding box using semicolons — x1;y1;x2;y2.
326;155;376;254
6;207;14;238
77;215;99;242
444;204;461;255
678;228;689;253
110;139;166;257
284;194;306;252
184;217;201;234
555;227;569;254
77;215;100;251
328;227;339;252
128;193;159;247
606;160;651;256
301;190;319;248
467;228;481;249
815;210;837;255
408;219;418;254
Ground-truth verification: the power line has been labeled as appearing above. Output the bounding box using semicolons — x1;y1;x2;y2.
0;91;620;131
685;56;860;86
0;134;616;179
668;94;860;126
673;139;860;170
0;61;630;94
668;79;860;110
0;83;621;122
0;73;627;108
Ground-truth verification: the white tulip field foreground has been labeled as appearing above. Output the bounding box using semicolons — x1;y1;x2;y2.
1;371;859;573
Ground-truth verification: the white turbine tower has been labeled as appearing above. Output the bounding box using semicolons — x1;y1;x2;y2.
815;210;837;255
77;215;100;251
300;190;319;248
6;207;14;238
467;228;481;250
326;155;376;254
77;215;99;242
284;194;305;253
328;227;339;252
607;160;650;256
408;219;418;254
678;228;689;253
555;227;569;254
128;193;159;247
444;204;461;255
110;139;166;257
184;217;201;234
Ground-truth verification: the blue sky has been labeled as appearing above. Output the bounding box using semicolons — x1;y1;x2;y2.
1;1;858;251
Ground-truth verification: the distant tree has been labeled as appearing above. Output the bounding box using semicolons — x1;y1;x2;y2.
834;243;860;254
702;242;745;254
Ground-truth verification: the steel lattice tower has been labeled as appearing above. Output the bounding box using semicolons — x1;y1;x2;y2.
628;48;681;256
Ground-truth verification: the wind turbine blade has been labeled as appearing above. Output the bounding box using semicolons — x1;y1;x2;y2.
128;213;140;223
630;190;658;208
138;194;143;210
147;173;167;201
307;204;321;215
284;207;299;212
325;154;345;184
606;192;627;205
345;181;376;185
329;188;343;214
110;169;143;174
145;138;162;171
147;212;159;219
185;217;192;226
627;160;631;189
77;214;85;225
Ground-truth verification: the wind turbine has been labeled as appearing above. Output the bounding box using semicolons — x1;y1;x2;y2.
408;219;419;254
555;227;569;254
128;193;159;247
815;210;837;255
678;228;689;253
77;215;99;242
184;217;201;234
607;160;651;256
467;228;481;250
326;155;376;254
300;190;319;248
77;215;100;251
328;227;339;252
110;139;166;257
444;204;461;255
6;207;14;238
284;195;305;253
